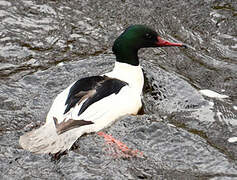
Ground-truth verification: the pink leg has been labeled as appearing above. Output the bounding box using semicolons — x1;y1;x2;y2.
97;132;143;158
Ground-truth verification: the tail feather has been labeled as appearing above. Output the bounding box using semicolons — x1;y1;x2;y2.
19;122;84;154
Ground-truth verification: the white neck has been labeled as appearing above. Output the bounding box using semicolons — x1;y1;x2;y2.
105;62;144;95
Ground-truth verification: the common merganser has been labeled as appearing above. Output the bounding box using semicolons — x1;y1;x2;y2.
19;25;185;154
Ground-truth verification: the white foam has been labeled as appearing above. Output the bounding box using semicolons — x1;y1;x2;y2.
209;101;214;106
167;123;176;128
199;89;229;99
228;137;237;143
57;62;64;67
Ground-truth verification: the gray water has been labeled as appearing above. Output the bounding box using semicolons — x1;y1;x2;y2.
0;0;237;179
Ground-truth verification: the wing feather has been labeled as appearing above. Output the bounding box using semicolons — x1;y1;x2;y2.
64;76;106;114
78;78;128;116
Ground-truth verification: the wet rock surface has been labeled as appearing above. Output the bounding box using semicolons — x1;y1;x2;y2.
0;0;237;179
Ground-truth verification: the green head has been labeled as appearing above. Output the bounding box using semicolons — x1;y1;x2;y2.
112;25;185;66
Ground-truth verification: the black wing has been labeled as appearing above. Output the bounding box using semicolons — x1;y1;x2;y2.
78;78;128;116
64;76;128;115
64;76;106;114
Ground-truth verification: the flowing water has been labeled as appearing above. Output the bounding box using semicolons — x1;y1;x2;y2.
0;0;237;179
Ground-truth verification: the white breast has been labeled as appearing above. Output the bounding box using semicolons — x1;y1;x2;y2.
105;62;144;95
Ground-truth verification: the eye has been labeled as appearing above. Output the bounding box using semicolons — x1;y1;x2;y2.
145;33;153;40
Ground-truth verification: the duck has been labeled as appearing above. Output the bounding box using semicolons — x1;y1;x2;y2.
19;24;185;154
